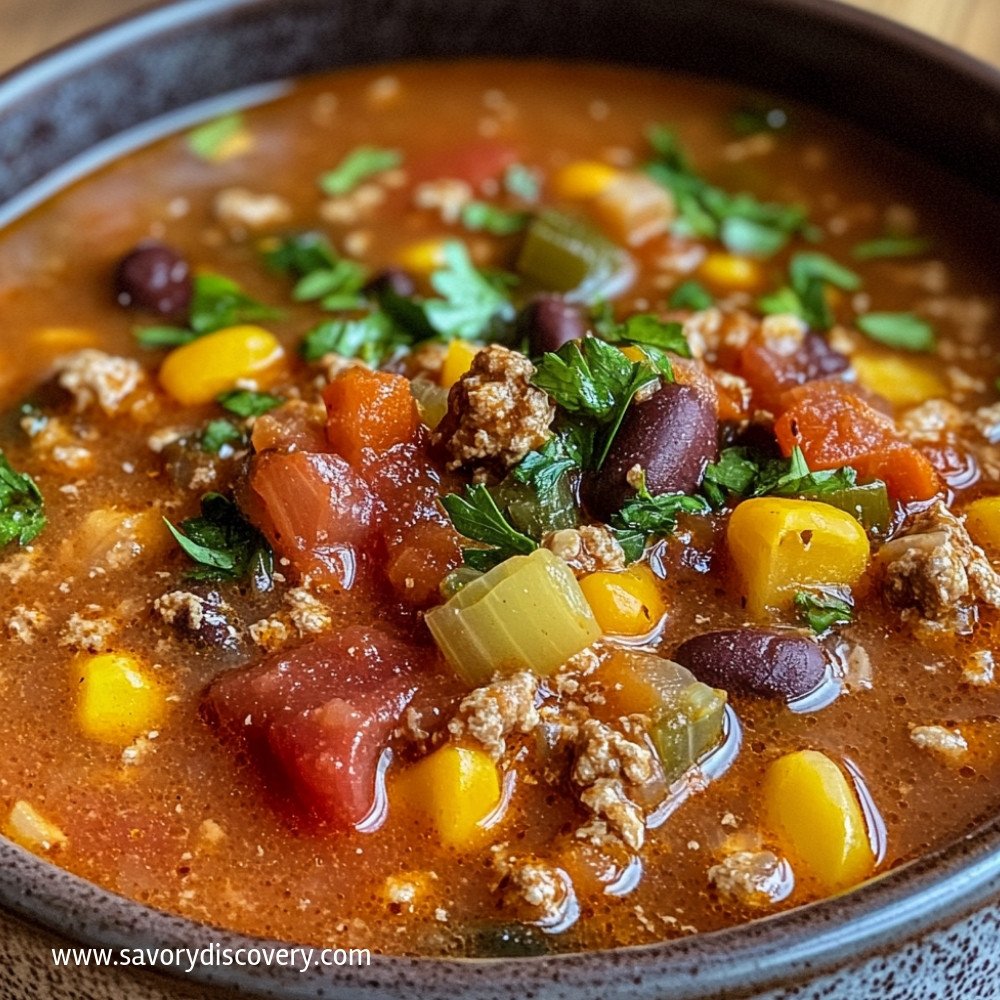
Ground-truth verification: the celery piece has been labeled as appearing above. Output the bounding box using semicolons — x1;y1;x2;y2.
625;653;727;781
426;548;601;685
516;210;634;303
800;481;891;536
491;475;578;539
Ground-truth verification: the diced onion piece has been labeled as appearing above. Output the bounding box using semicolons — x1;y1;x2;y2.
426;548;600;685
410;376;450;430
593;174;674;247
5;801;67;852
516;210;634;303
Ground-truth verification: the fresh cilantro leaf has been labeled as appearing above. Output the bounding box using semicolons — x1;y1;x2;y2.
645;124;810;257
852;235;931;261
216;389;283;418
504;163;540;203
262;233;367;310
608;315;691;355
759;252;860;330
611;472;710;563
729;104;789;136
669;280;713;310
372;283;438;342
511;435;578;499
319;147;402;196
187;113;246;161
424;241;516;340
702;447;760;507
794;590;853;633
300;313;406;364
200;419;245;454
189;273;279;335
263;232;338;275
165;493;272;588
440;484;537;569
461;201;530;236
134;325;197;348
754;446;858;498
0;452;45;548
856;312;935;352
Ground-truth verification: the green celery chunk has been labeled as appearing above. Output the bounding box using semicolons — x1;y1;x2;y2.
425;548;600;685
516;210;633;303
800;481;891;536
491;475;578;538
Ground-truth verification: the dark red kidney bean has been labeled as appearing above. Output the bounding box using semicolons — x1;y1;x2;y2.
518;294;588;356
673;628;827;700
158;590;246;655
581;381;717;521
800;331;850;380
114;242;192;320
364;267;416;299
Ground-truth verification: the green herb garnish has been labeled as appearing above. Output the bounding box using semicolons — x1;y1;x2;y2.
300;313;407;364
504;163;540;203
461;201;530;236
165;493;272;588
216;389;283;418
669;280;714;311
440;484;538;571
263;233;367;310
424;241;516;340
852;235;931;261
200;420;245;454
611;471;710;563
794;590;853;633
318;146;402;197
856;312;935;352
645;124;810;257
759;251;861;330
0;453;45;548
187;113;247;161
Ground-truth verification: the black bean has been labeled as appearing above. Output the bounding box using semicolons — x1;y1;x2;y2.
159;589;246;654
518;294;588;356
364;267;416;299
673;628;827;700
114;242;192;320
582;381;717;521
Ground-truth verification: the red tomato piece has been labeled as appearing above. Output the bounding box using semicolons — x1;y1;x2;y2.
250;451;375;587
408;141;519;188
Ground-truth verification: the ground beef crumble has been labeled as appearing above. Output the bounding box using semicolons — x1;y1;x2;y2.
543;525;626;576
447;671;540;761
433;345;554;473
53;349;145;417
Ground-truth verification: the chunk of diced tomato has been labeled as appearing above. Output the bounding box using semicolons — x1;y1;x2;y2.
205;627;429;829
386;520;463;606
250;451;374;586
408;141;518;188
323;368;419;467
774;380;939;502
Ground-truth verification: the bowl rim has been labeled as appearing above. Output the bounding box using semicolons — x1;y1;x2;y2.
3;0;1000;996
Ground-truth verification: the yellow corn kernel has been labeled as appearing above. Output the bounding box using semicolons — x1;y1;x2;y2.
393;746;501;848
30;326;98;354
579;563;666;636
852;353;946;408
728;497;869;619
159;325;284;405
699;252;762;291
551;160;621;200
397;238;449;274
763;749;874;892
440;340;482;389
965;497;1000;556
5;801;67;853
76;653;164;745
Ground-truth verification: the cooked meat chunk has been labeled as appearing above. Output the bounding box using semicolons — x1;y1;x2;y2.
447;671;540;760
53;349;145;416
213;187;292;232
433;345;554;472
543;525;626;576
493;850;573;927
878;501;1000;631
708;850;790;905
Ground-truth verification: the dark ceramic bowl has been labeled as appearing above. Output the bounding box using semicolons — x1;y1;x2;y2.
2;1;1000;997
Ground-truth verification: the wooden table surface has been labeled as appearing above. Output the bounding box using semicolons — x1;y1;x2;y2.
3;0;1000;74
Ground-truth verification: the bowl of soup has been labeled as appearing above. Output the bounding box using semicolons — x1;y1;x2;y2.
2;0;1000;997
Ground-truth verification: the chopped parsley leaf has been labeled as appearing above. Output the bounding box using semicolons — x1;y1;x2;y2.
263;233;367;310
165;493;272;589
424;241;516;340
216;389;283;418
503;163;540;203
318;147;402;197
794;590;853;633
300;313;407;365
611;472;710;563
200;419;245;454
440;484;537;571
669;280;714;310
0;452;45;548
461;201;530;236
758;251;860;330
852;235;931;261
856;312;935;352
187;113;247;162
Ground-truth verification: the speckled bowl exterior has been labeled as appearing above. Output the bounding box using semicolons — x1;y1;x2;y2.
2;1;1000;998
